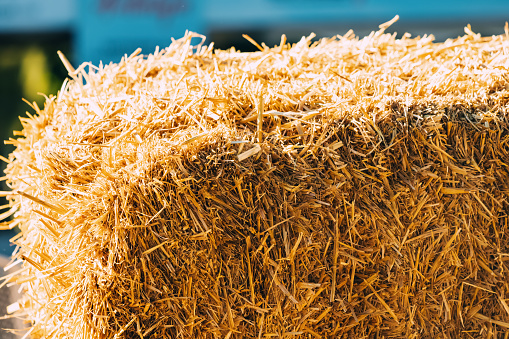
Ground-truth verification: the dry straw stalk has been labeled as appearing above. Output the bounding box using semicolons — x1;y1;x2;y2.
1;18;509;338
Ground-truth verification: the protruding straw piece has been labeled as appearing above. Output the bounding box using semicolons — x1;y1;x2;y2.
57;50;76;76
242;34;264;52
257;92;264;144
17;191;66;215
379;15;399;32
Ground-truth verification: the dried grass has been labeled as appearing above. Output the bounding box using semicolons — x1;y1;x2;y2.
2;19;509;338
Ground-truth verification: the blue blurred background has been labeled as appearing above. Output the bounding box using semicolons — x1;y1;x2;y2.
0;0;508;257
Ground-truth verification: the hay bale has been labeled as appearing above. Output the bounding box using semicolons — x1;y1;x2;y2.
2;20;509;338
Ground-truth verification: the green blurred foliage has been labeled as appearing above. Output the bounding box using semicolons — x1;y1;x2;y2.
0;33;71;254
0;34;70;162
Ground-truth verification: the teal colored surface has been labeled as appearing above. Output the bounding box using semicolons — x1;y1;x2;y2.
76;0;206;65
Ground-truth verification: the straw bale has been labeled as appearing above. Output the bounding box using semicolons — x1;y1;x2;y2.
2;21;509;338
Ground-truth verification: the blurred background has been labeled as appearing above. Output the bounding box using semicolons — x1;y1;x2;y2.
0;0;508;256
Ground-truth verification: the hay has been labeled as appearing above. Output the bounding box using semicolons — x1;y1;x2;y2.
2;19;509;338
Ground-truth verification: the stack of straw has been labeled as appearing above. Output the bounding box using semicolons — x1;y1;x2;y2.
1;18;509;338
